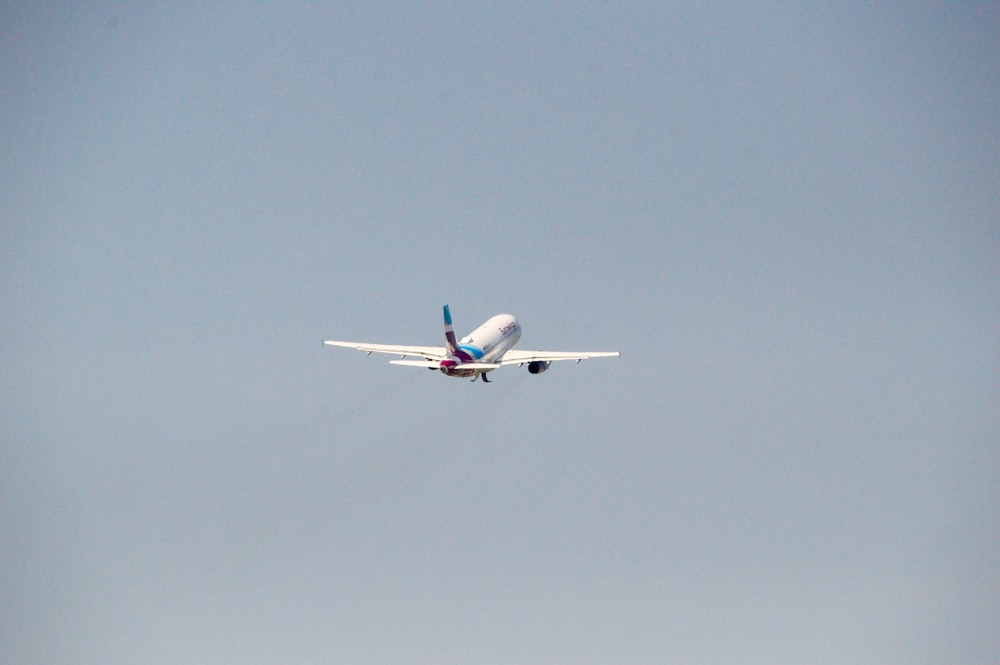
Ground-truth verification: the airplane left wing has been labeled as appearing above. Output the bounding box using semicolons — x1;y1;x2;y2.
323;340;447;360
498;349;620;365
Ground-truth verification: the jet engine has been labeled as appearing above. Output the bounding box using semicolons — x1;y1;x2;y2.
527;360;551;374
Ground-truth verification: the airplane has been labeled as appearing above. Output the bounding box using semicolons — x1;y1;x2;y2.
324;305;620;383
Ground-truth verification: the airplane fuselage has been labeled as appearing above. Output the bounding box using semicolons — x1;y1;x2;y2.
443;314;521;377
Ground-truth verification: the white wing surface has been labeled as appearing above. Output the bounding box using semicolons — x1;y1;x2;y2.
323;340;447;360
498;349;620;365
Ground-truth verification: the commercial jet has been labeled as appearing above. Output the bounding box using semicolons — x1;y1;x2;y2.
324;305;620;383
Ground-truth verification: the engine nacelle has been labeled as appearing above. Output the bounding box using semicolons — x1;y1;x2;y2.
527;360;551;375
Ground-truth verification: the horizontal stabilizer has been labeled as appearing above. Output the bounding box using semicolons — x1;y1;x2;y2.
388;359;501;370
388;359;442;368
453;362;501;370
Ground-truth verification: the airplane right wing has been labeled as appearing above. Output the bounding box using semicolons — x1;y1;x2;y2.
323;340;448;360
498;349;620;365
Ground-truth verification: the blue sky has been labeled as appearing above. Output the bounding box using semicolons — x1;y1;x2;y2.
2;3;998;664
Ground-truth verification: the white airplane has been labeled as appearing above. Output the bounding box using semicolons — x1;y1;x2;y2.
324;305;620;382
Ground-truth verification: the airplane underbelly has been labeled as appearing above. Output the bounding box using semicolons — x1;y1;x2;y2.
443;366;478;378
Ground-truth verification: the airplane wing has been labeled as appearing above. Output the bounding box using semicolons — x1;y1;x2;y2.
323;340;448;360
498;349;620;365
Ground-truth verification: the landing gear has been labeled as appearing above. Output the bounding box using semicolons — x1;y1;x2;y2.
472;373;491;383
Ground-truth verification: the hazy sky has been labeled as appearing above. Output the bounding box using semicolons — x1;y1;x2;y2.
2;3;998;664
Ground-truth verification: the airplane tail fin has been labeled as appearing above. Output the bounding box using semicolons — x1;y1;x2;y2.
443;304;459;356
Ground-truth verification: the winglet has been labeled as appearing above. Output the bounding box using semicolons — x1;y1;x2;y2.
443;304;459;356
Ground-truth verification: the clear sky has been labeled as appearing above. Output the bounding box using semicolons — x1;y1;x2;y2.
2;3;998;664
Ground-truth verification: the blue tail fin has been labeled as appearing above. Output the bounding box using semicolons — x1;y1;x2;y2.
443;305;459;356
